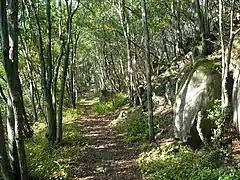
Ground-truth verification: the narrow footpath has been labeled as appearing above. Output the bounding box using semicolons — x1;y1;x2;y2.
68;98;141;180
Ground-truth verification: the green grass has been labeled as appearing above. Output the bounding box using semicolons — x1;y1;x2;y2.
93;92;127;114
137;143;240;180
26;105;87;179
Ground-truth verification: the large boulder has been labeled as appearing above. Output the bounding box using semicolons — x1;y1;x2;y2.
231;37;240;133
173;59;221;143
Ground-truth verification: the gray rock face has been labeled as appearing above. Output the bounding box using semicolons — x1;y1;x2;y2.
231;37;240;133
232;68;240;132
173;60;221;143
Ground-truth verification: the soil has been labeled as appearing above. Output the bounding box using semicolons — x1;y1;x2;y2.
67;98;142;180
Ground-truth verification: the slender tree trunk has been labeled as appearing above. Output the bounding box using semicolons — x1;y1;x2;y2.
46;0;56;144
119;0;133;103
194;0;211;56
28;0;56;144
19;32;38;122
53;0;64;113
222;0;240;124
30;81;38;122
7;95;20;178
175;0;183;53
69;33;80;108
219;0;225;111
0;110;14;180
53;42;64;113
57;38;70;142
195;0;204;34
141;0;154;142
57;0;80;142
202;0;212;55
19;81;33;138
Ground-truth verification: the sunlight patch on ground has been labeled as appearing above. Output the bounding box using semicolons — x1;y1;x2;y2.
93;143;117;149
112;159;136;165
85;133;102;137
74;176;95;180
80;97;98;105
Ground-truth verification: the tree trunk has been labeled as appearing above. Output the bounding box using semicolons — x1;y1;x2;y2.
57;39;70;142
0;110;14;180
20;32;38;123
46;0;56;144
194;0;211;56
219;0;240;129
69;45;76;108
19;81;33;138
119;0;133;103
30;77;38;122
0;0;29;179
53;0;64;113
57;0;80;142
175;0;183;53
7;95;20;178
69;32;80;109
28;0;56;144
202;0;212;55
141;0;154;142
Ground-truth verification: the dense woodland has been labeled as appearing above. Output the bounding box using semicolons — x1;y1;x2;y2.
2;0;240;179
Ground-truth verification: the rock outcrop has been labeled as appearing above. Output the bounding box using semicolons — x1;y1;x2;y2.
173;59;221;143
231;37;240;133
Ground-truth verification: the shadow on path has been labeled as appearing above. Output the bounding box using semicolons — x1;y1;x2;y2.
67;98;141;180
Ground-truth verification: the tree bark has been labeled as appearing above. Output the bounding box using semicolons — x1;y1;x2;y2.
0;110;14;180
46;0;56;144
0;0;29;179
57;0;80;142
28;0;56;144
119;0;133;104
175;0;183;53
141;0;154;142
7;95;20;178
69;32;80;108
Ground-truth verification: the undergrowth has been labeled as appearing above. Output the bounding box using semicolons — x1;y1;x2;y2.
93;92;127;114
117;109;149;143
137;143;240;180
116;109;165;144
26;105;87;179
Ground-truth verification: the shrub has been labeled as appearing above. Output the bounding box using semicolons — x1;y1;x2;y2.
93;92;127;114
117;110;149;143
205;99;223;146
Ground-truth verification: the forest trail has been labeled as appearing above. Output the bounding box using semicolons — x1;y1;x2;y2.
68;95;141;180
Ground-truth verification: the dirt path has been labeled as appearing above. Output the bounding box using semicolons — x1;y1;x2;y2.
68;99;141;180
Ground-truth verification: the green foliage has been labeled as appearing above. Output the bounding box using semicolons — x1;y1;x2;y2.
117;110;149;143
205;99;223;145
26;107;87;179
93;93;127;114
206;99;222;123
137;143;239;180
63;104;82;120
193;58;221;73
